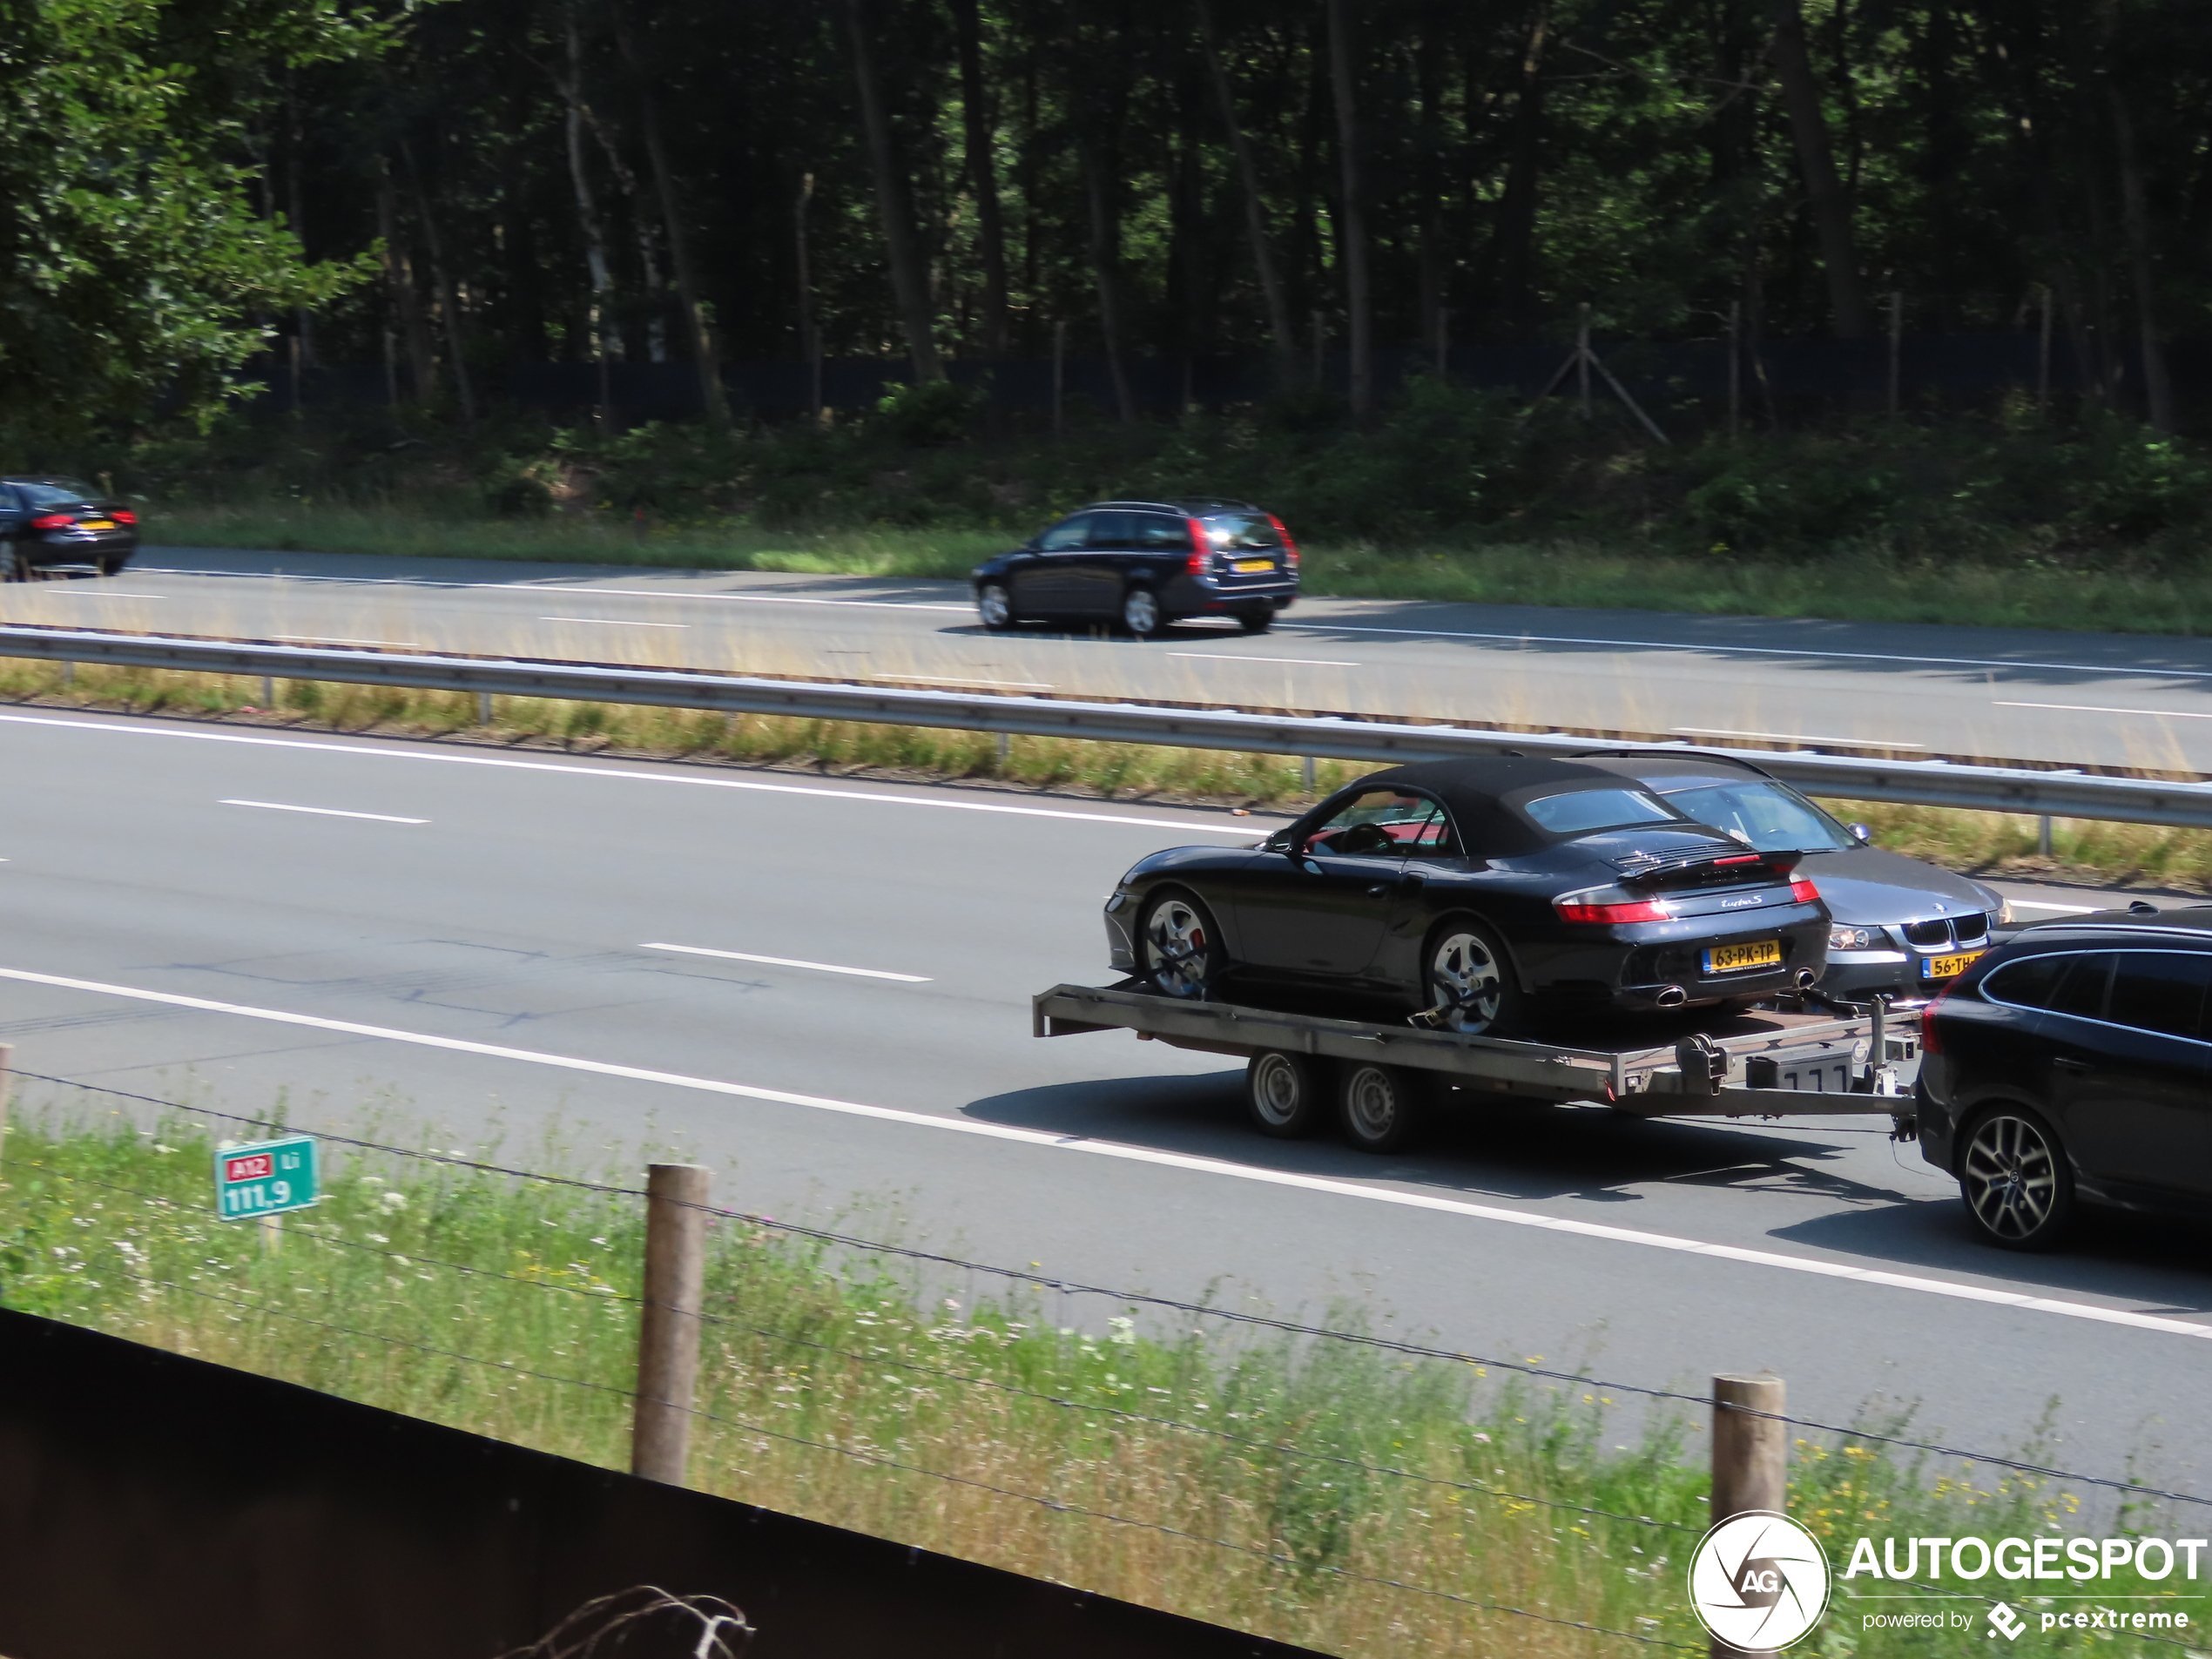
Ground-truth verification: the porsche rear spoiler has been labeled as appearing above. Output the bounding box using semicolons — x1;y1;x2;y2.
1618;847;1804;893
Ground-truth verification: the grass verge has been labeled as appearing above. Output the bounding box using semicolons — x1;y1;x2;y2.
2;1101;2155;1657
147;501;2212;638
1;655;2202;892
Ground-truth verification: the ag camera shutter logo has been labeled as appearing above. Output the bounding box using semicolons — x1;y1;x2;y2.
1688;1511;1832;1649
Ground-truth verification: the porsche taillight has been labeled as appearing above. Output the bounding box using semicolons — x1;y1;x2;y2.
1790;878;1820;904
1554;886;1672;925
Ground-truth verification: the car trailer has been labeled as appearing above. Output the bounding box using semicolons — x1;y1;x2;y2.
1032;982;1923;1153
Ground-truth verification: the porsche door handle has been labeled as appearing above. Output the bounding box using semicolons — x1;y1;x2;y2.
2050;1055;2091;1073
1366;883;1389;895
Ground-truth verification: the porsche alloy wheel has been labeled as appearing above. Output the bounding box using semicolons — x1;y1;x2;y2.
1423;924;1519;1036
1139;890;1220;999
1959;1107;2074;1250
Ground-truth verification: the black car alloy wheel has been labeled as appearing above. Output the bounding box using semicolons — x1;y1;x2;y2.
1420;920;1521;1036
1138;888;1220;999
1245;1050;1330;1137
1958;1105;2075;1250
978;582;1015;630
1122;586;1162;637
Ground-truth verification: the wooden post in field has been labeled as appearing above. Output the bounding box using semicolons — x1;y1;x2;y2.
1051;320;1066;439
1711;1372;1787;1659
632;1162;711;1485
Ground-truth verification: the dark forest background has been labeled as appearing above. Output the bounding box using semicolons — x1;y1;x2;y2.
271;0;2209;430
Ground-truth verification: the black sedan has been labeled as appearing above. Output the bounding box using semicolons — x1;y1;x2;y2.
2;476;138;579
1575;752;2011;1002
1917;905;2212;1249
973;497;1299;637
1103;757;1831;1035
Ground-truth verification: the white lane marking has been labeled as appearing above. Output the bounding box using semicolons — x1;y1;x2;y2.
879;672;1055;690
643;942;931;981
0;712;1270;833
5;962;2207;1344
542;587;974;614
1674;725;1925;749
1280;619;2212;682
43;590;167;599
1168;652;1362;667
540;616;689;630
273;634;427;649
220;799;428;824
1996;699;2212;720
2008;900;2111;914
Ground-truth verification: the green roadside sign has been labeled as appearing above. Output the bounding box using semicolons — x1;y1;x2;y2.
214;1135;318;1221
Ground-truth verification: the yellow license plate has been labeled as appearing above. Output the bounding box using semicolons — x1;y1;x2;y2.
1704;940;1784;974
78;519;113;529
1232;557;1275;573
1922;949;1984;981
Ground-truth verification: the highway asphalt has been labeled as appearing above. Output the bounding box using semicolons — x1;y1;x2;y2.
0;543;2205;772
1;703;2205;1503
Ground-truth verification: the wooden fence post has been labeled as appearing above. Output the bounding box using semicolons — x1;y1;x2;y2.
1711;1372;1788;1659
632;1162;711;1486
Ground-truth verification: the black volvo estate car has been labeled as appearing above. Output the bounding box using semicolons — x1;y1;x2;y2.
1;475;138;579
973;498;1299;637
1918;906;2212;1250
1104;757;1830;1035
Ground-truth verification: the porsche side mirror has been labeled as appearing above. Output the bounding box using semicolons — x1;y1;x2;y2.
1847;822;1872;843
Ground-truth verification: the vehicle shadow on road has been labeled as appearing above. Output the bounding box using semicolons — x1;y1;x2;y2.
962;1071;2212;1315
962;1069;1905;1207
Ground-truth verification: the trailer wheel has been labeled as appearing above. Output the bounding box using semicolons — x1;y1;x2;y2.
1245;1051;1331;1138
1338;1062;1430;1154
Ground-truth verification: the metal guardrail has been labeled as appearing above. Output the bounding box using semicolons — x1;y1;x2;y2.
6;623;2212;830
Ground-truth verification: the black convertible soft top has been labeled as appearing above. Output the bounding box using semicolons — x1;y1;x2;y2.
1357;756;1696;857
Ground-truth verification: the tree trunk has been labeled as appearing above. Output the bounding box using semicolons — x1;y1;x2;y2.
1490;1;1548;334
402;143;477;423
2109;84;2172;432
1767;0;1871;338
949;0;1008;360
1082;158;1138;425
842;0;941;381
582;105;669;362
1198;0;1295;380
1325;0;1370;417
558;13;618;378
375;164;438;405
611;4;728;418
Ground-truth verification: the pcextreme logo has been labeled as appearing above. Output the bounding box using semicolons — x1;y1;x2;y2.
1688;1511;1833;1650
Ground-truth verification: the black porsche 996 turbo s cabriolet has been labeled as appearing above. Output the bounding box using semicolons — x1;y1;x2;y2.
1103;757;1831;1035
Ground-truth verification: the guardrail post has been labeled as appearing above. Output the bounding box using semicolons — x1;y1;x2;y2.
0;1042;11;1170
1301;755;1316;793
632;1162;711;1485
2038;815;2054;858
1711;1372;1787;1658
478;690;494;725
59;661;75;689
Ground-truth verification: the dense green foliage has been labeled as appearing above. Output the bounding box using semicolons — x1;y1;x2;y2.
249;0;2209;423
0;0;383;437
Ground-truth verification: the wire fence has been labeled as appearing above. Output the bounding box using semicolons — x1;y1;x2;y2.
5;1063;2207;1653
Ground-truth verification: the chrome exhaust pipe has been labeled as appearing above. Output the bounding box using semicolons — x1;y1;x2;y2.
1795;968;1818;991
1655;984;1688;1008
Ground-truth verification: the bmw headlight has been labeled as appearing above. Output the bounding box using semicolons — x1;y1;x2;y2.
1828;926;1880;952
